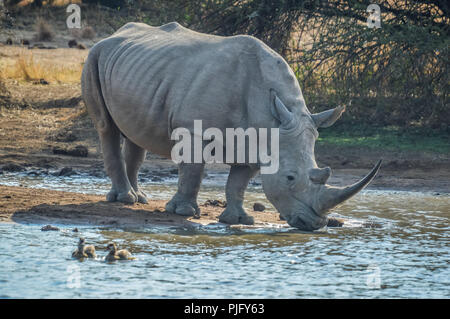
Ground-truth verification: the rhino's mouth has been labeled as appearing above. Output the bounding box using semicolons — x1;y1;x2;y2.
284;196;328;231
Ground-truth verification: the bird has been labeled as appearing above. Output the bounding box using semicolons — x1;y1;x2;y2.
105;243;134;262
72;238;96;259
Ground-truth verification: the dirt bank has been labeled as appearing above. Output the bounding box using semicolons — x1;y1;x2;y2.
0;185;288;228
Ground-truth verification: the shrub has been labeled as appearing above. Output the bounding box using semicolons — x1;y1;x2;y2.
35;18;54;42
81;26;96;40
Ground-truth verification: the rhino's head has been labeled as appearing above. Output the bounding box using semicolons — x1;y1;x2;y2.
261;91;381;231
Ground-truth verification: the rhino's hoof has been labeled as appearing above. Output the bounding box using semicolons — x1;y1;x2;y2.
106;190;118;202
219;207;254;225
176;204;197;216
117;190;138;204
135;190;148;204
165;200;198;217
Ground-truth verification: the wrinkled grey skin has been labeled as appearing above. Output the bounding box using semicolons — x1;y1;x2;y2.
81;22;381;231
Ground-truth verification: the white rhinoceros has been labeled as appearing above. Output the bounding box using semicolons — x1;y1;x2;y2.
81;22;381;231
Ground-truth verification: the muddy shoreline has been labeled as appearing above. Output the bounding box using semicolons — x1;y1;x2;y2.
0;185;289;228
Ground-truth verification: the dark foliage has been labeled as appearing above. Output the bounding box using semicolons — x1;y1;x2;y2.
4;0;449;128
128;0;449;128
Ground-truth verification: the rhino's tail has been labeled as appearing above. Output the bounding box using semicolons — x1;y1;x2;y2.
81;44;117;136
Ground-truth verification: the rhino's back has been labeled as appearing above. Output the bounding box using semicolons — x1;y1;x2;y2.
88;22;294;156
99;21;264;112
98;22;224;111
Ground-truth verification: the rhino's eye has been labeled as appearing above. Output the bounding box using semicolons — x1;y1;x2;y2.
287;175;295;181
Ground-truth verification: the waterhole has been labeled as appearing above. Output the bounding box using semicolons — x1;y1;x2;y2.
0;173;448;298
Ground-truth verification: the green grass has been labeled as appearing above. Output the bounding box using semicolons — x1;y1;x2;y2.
317;125;450;154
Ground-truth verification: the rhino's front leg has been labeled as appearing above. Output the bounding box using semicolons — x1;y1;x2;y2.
219;165;259;225
166;163;205;216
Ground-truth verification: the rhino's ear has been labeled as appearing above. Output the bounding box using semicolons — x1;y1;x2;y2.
311;105;346;128
270;89;294;128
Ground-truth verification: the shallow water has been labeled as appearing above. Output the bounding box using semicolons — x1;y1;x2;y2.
0;172;449;298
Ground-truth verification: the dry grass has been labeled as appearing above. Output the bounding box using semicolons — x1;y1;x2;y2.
1;50;83;84
34;18;54;42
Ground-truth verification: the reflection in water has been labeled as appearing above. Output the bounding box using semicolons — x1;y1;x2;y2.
0;173;449;298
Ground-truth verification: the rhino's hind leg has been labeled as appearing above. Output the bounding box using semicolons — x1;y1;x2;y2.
166;163;204;217
123;139;148;204
88;115;137;204
219;165;258;225
82;51;136;204
97;124;137;204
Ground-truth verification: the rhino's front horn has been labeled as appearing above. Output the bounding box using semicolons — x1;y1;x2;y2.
315;160;382;213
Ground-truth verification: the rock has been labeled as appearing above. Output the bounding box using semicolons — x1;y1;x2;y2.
68;39;78;48
363;220;382;228
327;217;344;227
32;78;49;85
71;145;88;157
341;160;350;166
52;146;64;155
52;145;88;157
253;202;265;212
53;131;78;142
28;43;57;50
2;163;24;172
91;170;106;178
150;176;163;182
27;170;41;176
41;225;59;231
204;199;227;207
73;228;79;232
5;38;12;45
58;166;75;176
30;42;42;49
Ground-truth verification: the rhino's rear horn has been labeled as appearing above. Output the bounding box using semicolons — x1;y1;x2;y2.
311;105;346;128
270;89;297;130
309;167;331;184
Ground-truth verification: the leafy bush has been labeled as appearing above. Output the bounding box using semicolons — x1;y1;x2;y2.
34;18;54;41
4;0;448;129
81;26;96;39
130;0;449;128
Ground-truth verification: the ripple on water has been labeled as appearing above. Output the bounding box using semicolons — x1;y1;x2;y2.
0;174;449;298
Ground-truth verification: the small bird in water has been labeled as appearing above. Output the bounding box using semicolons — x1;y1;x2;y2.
72;238;96;259
105;243;135;262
